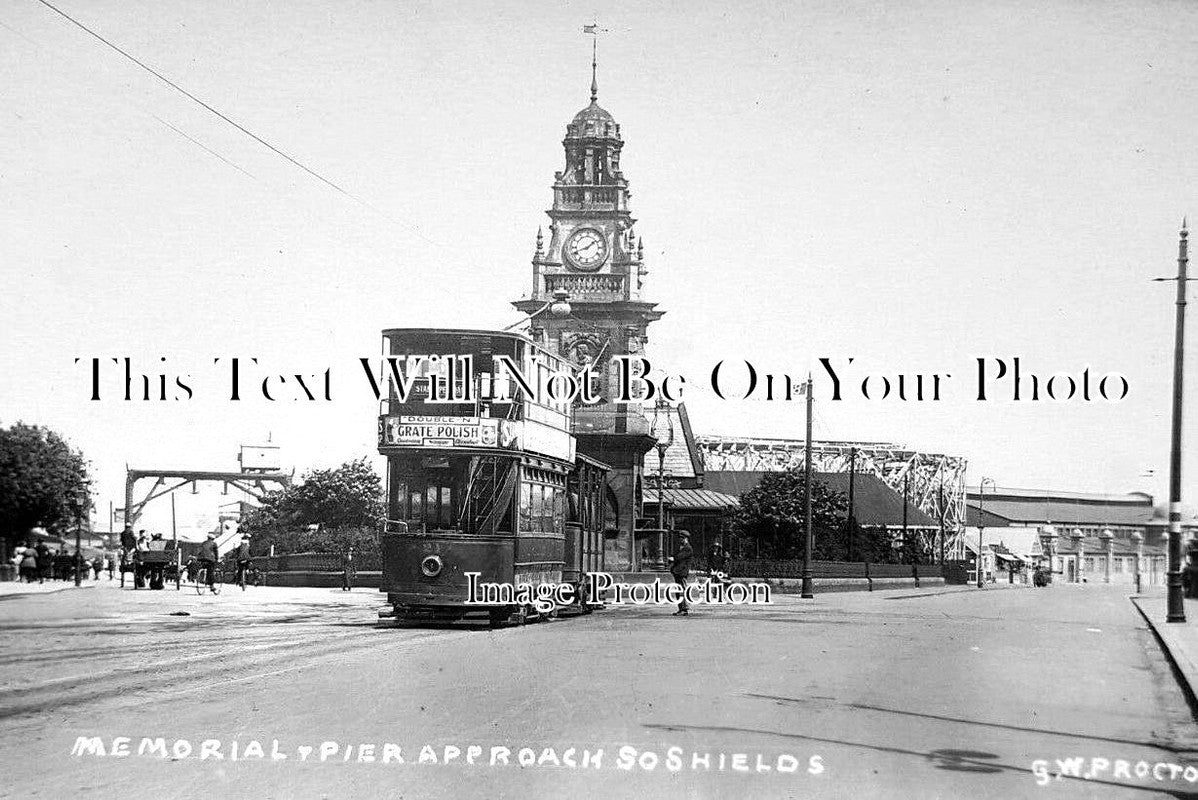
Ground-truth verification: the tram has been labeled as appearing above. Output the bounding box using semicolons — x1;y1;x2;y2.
375;329;609;626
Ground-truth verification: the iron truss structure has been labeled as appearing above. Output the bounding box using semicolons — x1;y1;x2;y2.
696;436;969;557
124;468;293;529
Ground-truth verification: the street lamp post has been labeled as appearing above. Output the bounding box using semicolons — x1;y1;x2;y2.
800;374;815;599
74;488;88;587
1131;530;1144;594
1161;221;1189;622
904;469;918;588
977;478;993;588
650;399;674;571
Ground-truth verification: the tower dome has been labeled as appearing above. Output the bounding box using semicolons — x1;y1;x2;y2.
568;100;619;139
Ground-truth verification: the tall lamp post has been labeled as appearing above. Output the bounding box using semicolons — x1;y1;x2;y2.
649;399;675;571
800;374;815;599
1154;221;1190;622
74;488;89;587
977;478;994;588
1131;530;1144;594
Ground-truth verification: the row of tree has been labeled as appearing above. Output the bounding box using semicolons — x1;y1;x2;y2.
0;423;91;557
730;469;931;564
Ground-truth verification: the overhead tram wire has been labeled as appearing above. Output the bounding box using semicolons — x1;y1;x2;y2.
32;0;440;248
151;115;257;180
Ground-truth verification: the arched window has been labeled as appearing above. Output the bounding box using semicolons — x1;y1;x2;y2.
604;486;619;531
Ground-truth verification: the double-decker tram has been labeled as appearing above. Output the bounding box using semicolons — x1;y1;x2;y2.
375;329;609;626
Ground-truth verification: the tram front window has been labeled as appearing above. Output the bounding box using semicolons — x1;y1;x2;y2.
387;455;513;534
389;456;463;532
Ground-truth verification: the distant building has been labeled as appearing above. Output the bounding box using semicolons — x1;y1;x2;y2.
965;486;1186;585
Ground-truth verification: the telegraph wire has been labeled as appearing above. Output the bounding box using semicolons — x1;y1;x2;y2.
31;0;442;248
151;115;256;180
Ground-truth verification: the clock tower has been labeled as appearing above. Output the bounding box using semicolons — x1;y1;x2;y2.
513;55;664;569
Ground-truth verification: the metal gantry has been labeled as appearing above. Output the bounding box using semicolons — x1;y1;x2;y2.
124;468;293;529
695;436;969;557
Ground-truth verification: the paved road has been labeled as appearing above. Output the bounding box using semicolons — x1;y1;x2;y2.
1;582;1196;799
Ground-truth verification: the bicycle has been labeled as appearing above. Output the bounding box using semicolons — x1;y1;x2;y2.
235;561;261;591
192;562;223;596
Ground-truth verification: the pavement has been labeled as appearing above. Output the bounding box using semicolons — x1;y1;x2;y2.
1;581;1197;799
1132;592;1198;718
0;578;102;596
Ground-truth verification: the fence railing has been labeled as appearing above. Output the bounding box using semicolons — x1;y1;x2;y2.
726;559;944;580
255;552;381;572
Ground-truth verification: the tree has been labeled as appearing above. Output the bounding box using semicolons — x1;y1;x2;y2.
731;469;847;560
0;422;91;556
240;458;383;556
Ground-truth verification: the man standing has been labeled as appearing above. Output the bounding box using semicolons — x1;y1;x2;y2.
342;546;355;591
669;532;693;616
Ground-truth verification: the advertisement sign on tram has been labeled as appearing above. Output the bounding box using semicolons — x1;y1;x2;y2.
380;415;500;448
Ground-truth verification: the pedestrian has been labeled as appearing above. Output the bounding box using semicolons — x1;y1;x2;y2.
92;556;102;580
35;541;51;584
342;546;355;591
708;541;727;581
669;532;693;616
19;548;38;583
235;534;252;589
106;554;115;580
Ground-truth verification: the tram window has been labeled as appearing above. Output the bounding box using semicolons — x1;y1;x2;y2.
426;486;438;523
519;483;532;531
531;484;545;528
390;479;407;517
409;490;424;522
552;488;565;530
439;486;453;525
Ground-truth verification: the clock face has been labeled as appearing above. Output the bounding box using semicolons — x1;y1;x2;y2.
564;227;608;271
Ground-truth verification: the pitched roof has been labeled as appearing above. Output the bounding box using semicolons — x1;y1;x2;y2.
704;470;939;528
643;488;739;511
641;402;702;480
968;498;1155;527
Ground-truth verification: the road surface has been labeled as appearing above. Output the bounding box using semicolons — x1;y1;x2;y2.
1;581;1195;798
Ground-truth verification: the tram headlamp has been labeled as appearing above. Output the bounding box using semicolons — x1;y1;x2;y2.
420;555;443;578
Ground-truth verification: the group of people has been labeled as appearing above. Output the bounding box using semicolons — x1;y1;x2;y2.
11;542;113;583
118;525;256;592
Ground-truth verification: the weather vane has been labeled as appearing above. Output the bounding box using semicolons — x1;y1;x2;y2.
582;20;609;102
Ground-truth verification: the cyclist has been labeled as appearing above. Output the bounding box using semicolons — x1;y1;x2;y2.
234;534;253;590
196;532;219;593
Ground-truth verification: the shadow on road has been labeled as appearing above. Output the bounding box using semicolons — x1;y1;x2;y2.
747;693;1191;754
644;721;1176;796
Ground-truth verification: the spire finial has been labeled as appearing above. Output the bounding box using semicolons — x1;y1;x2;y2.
1184;217;1189;235
583;21;605;103
591;33;598;102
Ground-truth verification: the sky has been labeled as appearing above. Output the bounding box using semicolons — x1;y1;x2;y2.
2;0;1197;535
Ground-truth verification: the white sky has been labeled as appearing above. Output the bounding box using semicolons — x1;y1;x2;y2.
2;0;1197;533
